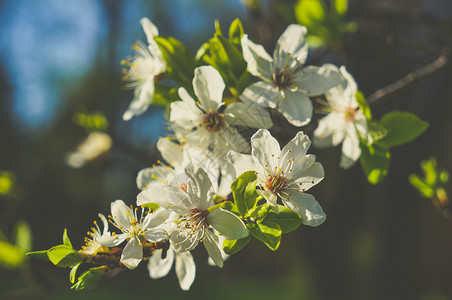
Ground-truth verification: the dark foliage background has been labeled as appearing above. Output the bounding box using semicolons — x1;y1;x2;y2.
1;0;452;299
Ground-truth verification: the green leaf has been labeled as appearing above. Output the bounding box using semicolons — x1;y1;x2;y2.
359;143;391;185
368;121;387;143
223;234;250;255
26;250;49;261
421;157;438;186
230;171;259;216
71;266;108;290
355;91;372;120
247;203;271;220
152;84;178;107
375;111;429;149
247;220;282;251
14;220;32;253
264;205;303;233
409;174;435;198
220;201;240;216
63;229;73;249
333;0;348;16
214;19;223;36
0;241;24;268
154;36;195;92
195;42;210;63
228;18;244;44
70;263;81;284
47;245;84;268
0;171;15;196
295;0;326;27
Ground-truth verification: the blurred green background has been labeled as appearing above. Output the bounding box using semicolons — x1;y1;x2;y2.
1;0;452;299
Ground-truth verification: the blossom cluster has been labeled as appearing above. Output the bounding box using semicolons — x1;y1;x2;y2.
36;18;374;291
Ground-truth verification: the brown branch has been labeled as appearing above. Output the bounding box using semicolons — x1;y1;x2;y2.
367;55;448;104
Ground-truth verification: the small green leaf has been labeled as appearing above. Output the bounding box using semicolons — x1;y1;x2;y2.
214;19;223;36
0;241;24;268
220;201;240;216
230;171;259;216
333;0;348;16
359;143;391;185
26;250;49;261
195;42;210;63
0;171;15;196
71;266;108;290
228;18;244;44
295;0;326;27
14;220;32;253
409;174;435;198
368;121;387;143
70;263;81;284
264;205;303;233
355;91;372;120
223;234;250;255
154;36;195;92
376;111;429;149
47;245;84;268
247;220;282;251
247;203;271;220
63;229;73;249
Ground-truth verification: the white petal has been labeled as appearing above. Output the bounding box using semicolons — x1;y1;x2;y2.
137;185;191;215
170;230;199;252
313;112;346;148
143;228;168;242
294;64;342;96
175;251;196;291
224;102;273;129
207;208;249;240
98;213;109;236
96;233;127;247
193;66;225;110
275;24;308;64
227;150;265;179
340;124;361;169
121;237;143;270
148;248;174;279
281;191;326;227
240;81;279;108
217;126;250;154
290;158;324;190
111;200;132;230
203;231;223;268
185;163;215;210
136;166;173;190
145;208;173;228
279;90;313;127
122;79;154;121
338;65;358;98
251;129;281;170
140;18;159;42
241;34;273;78
157;137;184;167
278;131;311;171
170;88;204;129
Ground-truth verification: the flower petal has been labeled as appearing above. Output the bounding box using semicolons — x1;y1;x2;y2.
175;251;196;291
121;237;143;270
193;66;225;110
157;137;184;168
111;200;132;230
137;185;191;215
122;78;154;121
240;81;279;108
148;248;174;279
340;124;361;169
185;163;215;210
96;233;127;247
170;88;204;129
208;208;249;240
224;102;273;129
136;165;173;190
281;191;326;227
313;113;347;148
279;90;313;127
140;18;159;42
294;64;342;96
203;231;223;268
227;150;265;179
275;24;308;65
241;34;273;78
251;129;281;170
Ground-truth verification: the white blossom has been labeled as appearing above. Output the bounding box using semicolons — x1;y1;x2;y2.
96;200;168;269
80;213;110;255
66;132;112;168
240;24;341;127
313;66;368;169
137;163;248;267
228;129;326;226
121;18;166;121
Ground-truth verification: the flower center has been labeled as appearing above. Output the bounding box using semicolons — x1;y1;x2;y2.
265;173;288;195
344;106;357;122
272;70;293;90
203;111;224;132
189;208;209;228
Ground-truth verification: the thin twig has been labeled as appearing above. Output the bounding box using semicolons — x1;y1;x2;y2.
367;55;448;104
